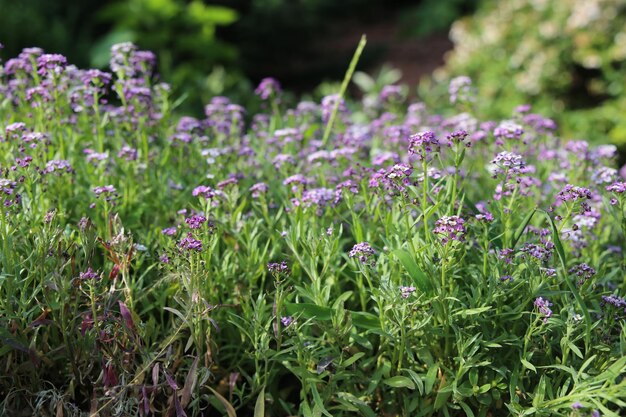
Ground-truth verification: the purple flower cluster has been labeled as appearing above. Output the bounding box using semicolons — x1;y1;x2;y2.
491;152;525;176
601;294;626;312
493;120;524;141
556;184;592;202
267;261;290;275
349;242;376;264
192;185;218;199
185;215;206;230
568;263;596;286
36;54;67;77
445;129;470;147
433;216;466;245
79;267;100;281
520;242;553;262
280;316;294;327
93;185;117;200
448;76;474;104
178;233;203;252
255;77;281;100
250;182;269;198
408;131;440;161
400;286;416;298
534;297;553;323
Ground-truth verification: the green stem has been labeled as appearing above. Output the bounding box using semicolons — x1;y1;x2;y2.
321;35;367;147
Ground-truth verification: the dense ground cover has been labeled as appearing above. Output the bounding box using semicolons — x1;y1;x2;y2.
1;43;626;416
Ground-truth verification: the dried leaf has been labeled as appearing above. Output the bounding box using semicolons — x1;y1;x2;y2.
152;363;160;388
180;357;199;408
165;371;179;391
118;301;134;329
173;394;187;417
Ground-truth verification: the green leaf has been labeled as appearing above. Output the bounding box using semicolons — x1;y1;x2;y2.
285;303;331;321
253;387;265;417
187;2;238;25
351;311;381;330
521;358;536;373
512;207;537;248
392;249;433;294
284;303;380;330
453;306;492;317
383;376;415;390
532;375;546;407
342;352;365;367
335;392;376;417
425;365;438;394
207;386;237;417
458;401;475;417
434;382;452;410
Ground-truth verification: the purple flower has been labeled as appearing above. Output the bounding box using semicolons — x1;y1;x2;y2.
217;177;238;190
520;242;553;262
185;215;206;230
569;263;595;282
162;227;177;236
117;145;138;161
534;297;553;323
449;76;474;104
606;181;626;194
255;77;281;100
178;233;203;251
272;154;296;169
281;316;294;327
556;184;592;202
600;294;626;311
542;268;557;277
494;120;524;141
84;149;109;164
250;182;268;198
349;242;376;264
498;248;514;264
400;286;416;298
79;267;99;280
446;129;470;147
192;185;217;199
81;69;112;88
491;152;525;176
571;402;583;410
36;54;67;76
408;131;440;161
93;185;117;197
300;188;337;210
433;216;466;245
110;42;137;76
283;174;310;192
379;85;404;103
321;94;348;123
475;212;494;222
591;167;617;185
45;160;73;175
267;261;290;275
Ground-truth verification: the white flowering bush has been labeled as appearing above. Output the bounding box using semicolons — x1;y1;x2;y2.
431;0;626;148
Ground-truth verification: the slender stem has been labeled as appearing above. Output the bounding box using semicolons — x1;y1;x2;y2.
322;35;367;147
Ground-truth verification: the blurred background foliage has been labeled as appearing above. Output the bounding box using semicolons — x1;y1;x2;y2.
2;0;626;152
0;0;476;113
425;0;626;153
